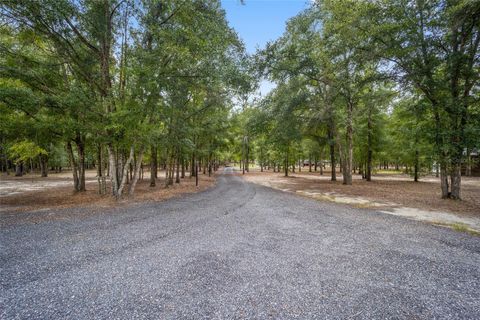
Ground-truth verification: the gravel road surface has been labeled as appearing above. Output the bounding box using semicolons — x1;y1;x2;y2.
1;169;479;319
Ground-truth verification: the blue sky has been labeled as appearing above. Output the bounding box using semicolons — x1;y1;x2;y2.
221;0;310;95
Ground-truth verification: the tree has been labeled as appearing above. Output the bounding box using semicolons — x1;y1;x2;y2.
9;140;47;176
1;0;250;198
359;0;480;198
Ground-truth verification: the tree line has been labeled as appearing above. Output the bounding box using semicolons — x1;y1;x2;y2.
0;0;251;198
235;0;479;200
1;0;479;201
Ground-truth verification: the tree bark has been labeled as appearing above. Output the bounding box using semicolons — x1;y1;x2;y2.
284;149;289;177
181;158;185;178
450;161;461;200
366;109;372;181
176;154;180;183
107;144;118;196
97;144;107;195
150;146;157;187
208;154;212;177
15;162;23;177
117;145;134;197
191;153;196;177
75;135;86;192
195;160;199;186
97;144;102;178
40;154;48;177
342;101;353;185
67;141;79;191
329;135;336;181
414;149;419;182
440;161;450;199
128;146;144;196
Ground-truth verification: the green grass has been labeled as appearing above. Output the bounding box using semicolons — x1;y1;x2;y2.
375;170;403;175
433;221;480;236
451;224;480;236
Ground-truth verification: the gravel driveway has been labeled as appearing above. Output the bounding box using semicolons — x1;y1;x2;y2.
1;170;479;319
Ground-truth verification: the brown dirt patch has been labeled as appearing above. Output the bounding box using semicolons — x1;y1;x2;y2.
0;170;216;216
242;170;480;217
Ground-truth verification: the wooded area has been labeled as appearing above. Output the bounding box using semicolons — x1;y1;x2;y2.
0;0;252;198
1;0;479;201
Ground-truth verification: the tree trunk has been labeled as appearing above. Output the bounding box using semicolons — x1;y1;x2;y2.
97;144;107;195
329;142;336;181
195;160;199;186
366;111;372;181
414;149;419;182
128;146;144;196
246;144;249;173
176;154;180;183
97;144;102;177
440;161;450;199
342;101;353;185
328;120;336;181
165;152;174;186
40;155;48;177
15;162;23;177
284;149;289;177
181;158;185;178
208;154;212;177
191;153;196;177
107;144;118;196
129;160;133;182
117;145;134;197
67;141;79;191
150;146;157;187
450;159;462;200
75;136;86;192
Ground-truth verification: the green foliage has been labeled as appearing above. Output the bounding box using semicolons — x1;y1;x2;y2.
9;140;47;164
0;0;478;199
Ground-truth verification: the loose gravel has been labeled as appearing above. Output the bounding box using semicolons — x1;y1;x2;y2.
1;170;479;319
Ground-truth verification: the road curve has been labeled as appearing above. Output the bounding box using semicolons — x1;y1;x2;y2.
1;170;479;319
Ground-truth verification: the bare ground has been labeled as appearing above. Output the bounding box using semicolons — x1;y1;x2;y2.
241;169;480;233
242;170;480;215
0;169;216;217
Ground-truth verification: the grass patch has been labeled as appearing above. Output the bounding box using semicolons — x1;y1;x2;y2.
451;224;480;236
433;221;480;236
375;170;403;175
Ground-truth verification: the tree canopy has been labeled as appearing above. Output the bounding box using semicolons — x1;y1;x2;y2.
1;0;478;200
